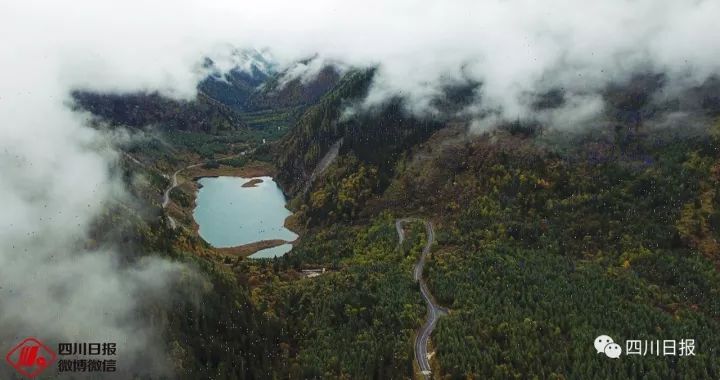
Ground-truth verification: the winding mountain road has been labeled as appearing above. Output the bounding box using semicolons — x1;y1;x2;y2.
396;218;448;379
162;163;201;229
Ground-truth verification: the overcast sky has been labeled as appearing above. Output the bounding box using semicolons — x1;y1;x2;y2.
0;0;719;376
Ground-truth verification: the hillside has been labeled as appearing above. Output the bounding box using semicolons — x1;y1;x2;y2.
9;2;720;380
81;64;720;380
72;90;248;133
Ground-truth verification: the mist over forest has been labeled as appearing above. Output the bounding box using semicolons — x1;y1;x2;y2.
1;1;720;379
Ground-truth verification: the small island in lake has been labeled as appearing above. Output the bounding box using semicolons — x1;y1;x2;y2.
241;178;264;188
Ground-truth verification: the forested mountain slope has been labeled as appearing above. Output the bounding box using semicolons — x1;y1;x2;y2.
85;63;720;379
72;90;248;133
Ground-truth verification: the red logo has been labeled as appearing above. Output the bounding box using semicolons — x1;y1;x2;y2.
6;337;56;378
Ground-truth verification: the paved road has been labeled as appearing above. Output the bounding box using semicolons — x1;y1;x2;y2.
161;163;201;229
396;218;447;379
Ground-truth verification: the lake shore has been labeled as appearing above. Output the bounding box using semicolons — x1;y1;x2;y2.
167;162;299;258
185;161;276;179
215;239;290;256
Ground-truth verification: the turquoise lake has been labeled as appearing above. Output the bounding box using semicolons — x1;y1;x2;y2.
193;176;297;256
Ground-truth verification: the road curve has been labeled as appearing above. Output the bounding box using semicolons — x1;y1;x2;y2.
396;218;447;379
162;168;180;229
161;152;247;229
162;163;201;229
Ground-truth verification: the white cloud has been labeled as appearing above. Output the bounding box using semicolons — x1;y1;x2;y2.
1;0;719;375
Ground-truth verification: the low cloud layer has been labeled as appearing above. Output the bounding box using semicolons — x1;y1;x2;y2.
0;83;183;376
7;1;720;117
1;0;719;376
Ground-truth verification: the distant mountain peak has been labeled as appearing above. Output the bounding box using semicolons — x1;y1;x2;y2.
203;48;277;82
